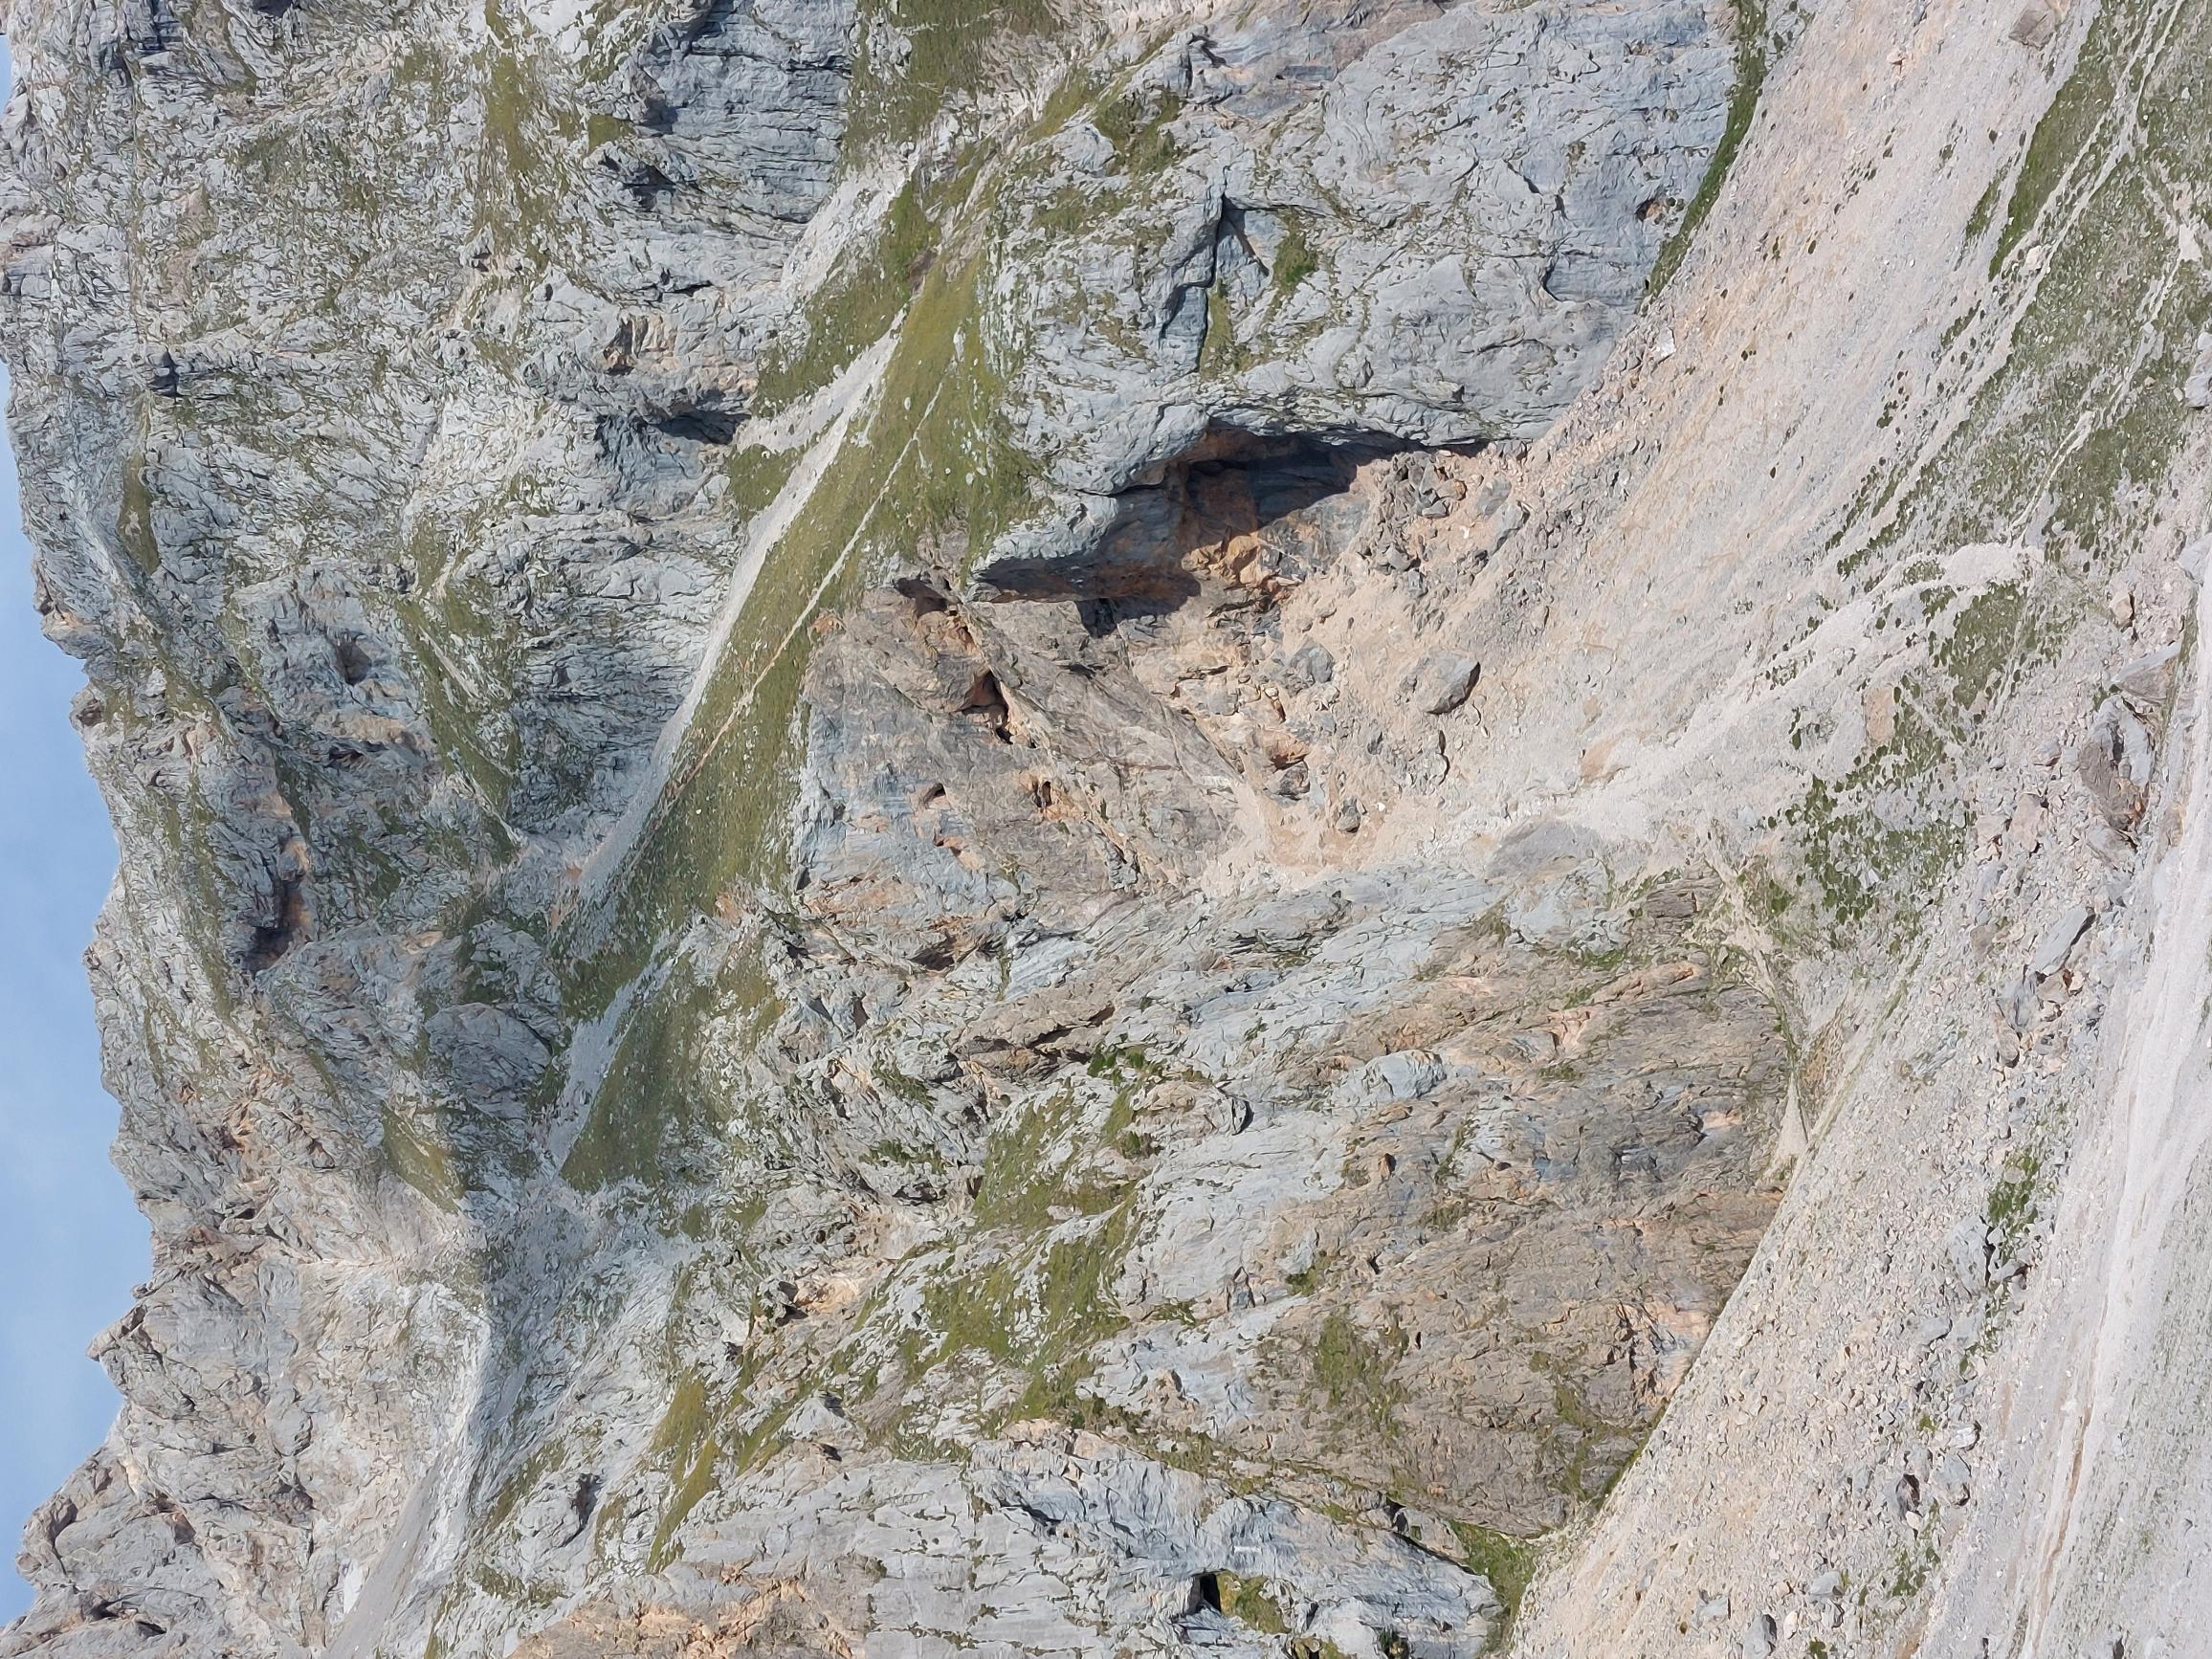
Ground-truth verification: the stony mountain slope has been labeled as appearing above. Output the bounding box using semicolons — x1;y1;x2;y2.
3;0;2209;1654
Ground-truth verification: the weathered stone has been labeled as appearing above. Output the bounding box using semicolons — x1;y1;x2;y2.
1410;653;1481;716
2186;333;2212;409
1946;1220;1992;1292
1284;641;1337;691
2077;697;2157;832
2029;904;2093;980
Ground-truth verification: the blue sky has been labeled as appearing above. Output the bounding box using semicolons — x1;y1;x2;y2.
0;33;151;1626
0;318;145;1626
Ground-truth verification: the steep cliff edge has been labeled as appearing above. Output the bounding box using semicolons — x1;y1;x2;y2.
3;0;2209;1654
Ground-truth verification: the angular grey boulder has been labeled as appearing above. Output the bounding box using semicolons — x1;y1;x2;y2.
1411;653;1481;716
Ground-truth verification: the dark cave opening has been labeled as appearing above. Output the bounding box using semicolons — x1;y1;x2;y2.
971;425;1415;629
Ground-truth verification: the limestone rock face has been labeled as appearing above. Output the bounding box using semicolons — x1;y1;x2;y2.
11;0;2212;1653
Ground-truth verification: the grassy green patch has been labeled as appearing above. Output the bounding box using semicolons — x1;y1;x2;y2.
382;1103;464;1211
1986;1149;2044;1258
1781;704;1963;940
1649;0;1767;295
1308;1310;1408;1427
476;0;586;267
846;0;1070;158
753;178;939;415
1200;281;1247;378
913;1202;1139;1427
972;1083;1125;1228
1848;0;2212;586
873;1062;937;1108
645;1371;719;1567
1215;1571;1294;1634
1447;1522;1541;1636
118;446;161;575
1935;580;2029;712
1987;0;2145;274
1093;85;1181;176
1272;213;1320;292
1963;168;2005;249
563;179;1048;1021
562;931;780;1193
1885;1526;1939;1601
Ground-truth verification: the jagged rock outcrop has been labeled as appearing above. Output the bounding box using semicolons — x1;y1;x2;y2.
9;0;2212;1652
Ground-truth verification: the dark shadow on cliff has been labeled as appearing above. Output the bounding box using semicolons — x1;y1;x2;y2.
970;426;1412;626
